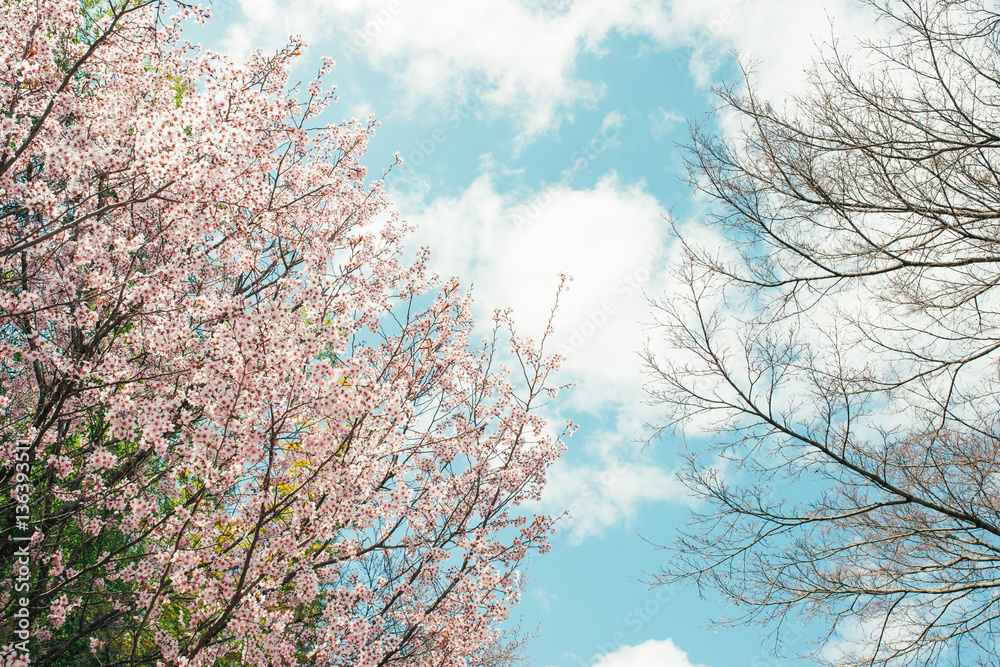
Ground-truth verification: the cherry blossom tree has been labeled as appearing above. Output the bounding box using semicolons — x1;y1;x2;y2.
0;2;568;666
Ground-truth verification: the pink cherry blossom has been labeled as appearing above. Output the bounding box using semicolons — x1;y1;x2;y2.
0;2;569;666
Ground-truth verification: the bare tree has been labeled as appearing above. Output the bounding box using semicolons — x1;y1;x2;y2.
646;1;1000;665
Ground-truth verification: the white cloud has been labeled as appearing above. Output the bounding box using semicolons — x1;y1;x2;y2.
594;639;709;667
223;0;673;139
600;110;626;134
650;108;684;139
394;166;670;414
541;427;689;543
217;0;883;138
665;0;882;98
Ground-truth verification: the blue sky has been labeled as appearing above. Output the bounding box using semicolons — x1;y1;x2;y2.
190;1;884;665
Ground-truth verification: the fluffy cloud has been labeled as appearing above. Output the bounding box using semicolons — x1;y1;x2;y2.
592;639;709;667
222;0;672;138
540;425;689;542
395;167;670;414
667;0;863;88
217;0;881;136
